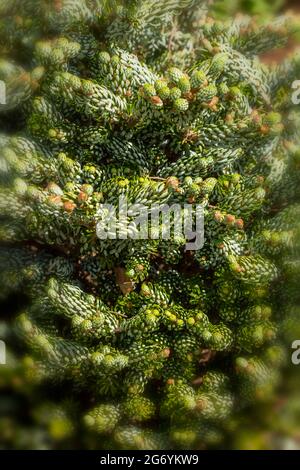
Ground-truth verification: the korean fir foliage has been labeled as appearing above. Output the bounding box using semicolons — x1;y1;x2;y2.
0;0;300;450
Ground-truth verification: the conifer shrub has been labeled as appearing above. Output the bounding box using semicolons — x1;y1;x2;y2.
0;0;300;450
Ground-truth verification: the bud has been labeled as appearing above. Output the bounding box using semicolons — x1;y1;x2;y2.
165;176;179;189
63;200;76;212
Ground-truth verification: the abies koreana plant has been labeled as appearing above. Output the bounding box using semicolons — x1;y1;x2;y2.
0;0;300;450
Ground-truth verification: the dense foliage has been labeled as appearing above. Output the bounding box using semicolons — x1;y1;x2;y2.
0;0;300;450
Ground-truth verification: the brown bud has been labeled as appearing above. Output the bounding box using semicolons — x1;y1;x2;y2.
161;348;171;358
183;91;193;101
235;218;244;230
77;191;89;203
114;267;135;295
260;124;270;135
234;264;245;274
165;176;179;190
212;46;221;55
166;378;175;385
195;398;207;411
63;201;77;213
207;96;219;111
182;129;198;143
151;95;163;107
225;113;234;124
54;0;62;12
225;214;236;225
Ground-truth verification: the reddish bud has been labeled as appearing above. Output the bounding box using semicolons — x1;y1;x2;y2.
151;95;163;106
235;218;244;229
225;214;236;225
77;191;89;203
260;124;270;135
63;201;77;213
165;176;179;190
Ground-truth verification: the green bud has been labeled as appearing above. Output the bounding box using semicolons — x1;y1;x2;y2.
167;67;184;84
173;98;189;112
142;83;156;98
169;87;182;101
191;70;208;89
197;84;218;102
177;75;191;94
98;51;111;64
